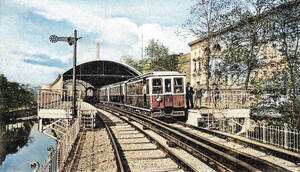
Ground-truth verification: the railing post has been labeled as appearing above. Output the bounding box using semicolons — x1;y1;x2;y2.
245;118;249;138
262;121;266;143
231;119;234;134
284;123;288;149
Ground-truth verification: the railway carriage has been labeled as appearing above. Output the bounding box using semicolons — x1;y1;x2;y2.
98;71;186;118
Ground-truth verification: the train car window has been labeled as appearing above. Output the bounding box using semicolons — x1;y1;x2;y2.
152;78;162;94
174;78;183;93
165;79;172;93
146;79;149;94
127;84;132;95
137;81;143;94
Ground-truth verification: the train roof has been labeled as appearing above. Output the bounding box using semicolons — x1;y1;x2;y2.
99;71;186;88
127;71;185;81
148;71;186;76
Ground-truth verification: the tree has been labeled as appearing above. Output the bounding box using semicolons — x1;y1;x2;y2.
259;0;300;127
122;39;179;73
239;0;300;127
0;74;9;120
121;55;145;73
145;39;178;72
183;0;237;89
0;74;35;121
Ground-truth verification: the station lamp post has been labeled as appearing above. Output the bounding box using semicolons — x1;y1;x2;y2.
49;30;82;118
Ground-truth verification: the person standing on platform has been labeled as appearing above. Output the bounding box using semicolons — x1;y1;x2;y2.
213;84;220;108
194;81;202;109
186;82;194;109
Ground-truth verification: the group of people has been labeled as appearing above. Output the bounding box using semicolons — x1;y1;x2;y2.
186;81;219;109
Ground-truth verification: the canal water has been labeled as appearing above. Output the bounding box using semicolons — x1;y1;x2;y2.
0;121;56;172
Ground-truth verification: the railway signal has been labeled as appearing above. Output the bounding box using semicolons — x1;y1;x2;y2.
49;30;82;118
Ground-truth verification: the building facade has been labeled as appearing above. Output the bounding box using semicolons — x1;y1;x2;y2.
178;53;191;84
188;40;210;87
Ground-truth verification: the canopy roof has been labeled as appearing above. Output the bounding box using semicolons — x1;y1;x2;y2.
62;60;141;88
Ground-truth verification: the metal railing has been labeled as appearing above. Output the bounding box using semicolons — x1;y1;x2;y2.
31;146;58;172
59;117;81;170
196;89;251;109
38;89;82;111
32;117;81;172
217;118;300;152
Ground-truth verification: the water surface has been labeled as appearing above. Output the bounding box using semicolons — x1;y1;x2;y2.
0;122;56;172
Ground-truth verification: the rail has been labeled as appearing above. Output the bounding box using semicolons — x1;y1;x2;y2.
99;113;125;172
98;109;199;171
99;104;289;171
217;118;300;152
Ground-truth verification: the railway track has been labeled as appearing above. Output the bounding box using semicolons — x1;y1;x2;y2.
175;121;300;166
98;108;199;172
97;103;296;172
67;127;117;171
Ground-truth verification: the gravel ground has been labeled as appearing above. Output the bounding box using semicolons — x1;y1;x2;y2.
98;109;186;171
76;129;117;172
172;124;300;172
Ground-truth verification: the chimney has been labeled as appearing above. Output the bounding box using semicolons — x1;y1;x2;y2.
96;43;100;60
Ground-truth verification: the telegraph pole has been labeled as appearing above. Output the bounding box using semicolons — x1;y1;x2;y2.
49;30;82;118
141;34;143;60
72;30;77;118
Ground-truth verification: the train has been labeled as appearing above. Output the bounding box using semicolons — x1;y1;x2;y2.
97;71;187;118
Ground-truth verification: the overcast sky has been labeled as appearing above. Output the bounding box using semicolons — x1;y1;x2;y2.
0;0;194;86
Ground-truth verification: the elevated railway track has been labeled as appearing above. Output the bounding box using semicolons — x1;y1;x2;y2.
97;109;198;171
96;103;299;172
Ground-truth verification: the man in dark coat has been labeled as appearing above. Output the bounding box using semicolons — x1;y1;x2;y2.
186;82;194;109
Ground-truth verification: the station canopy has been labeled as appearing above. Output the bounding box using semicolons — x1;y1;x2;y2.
62;60;141;88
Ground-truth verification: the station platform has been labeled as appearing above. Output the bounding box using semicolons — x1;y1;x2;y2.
186;108;250;127
38;101;97;119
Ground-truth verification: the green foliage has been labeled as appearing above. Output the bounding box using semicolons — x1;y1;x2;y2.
121;55;144;73
0;74;35;121
183;0;237;37
121;39;179;74
185;0;300;127
0;75;9;111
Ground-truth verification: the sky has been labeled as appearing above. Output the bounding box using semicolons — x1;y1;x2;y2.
0;0;194;86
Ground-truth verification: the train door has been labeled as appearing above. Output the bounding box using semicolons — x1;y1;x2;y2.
145;79;150;108
124;83;127;104
120;84;123;104
173;77;185;109
151;78;164;110
164;78;173;108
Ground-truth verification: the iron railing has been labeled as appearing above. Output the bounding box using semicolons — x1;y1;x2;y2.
217;118;300;152
31;145;58;172
59;117;81;170
196;89;251;109
38;89;82;111
32;117;81;172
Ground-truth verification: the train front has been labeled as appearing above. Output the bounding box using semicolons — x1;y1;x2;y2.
148;72;186;118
